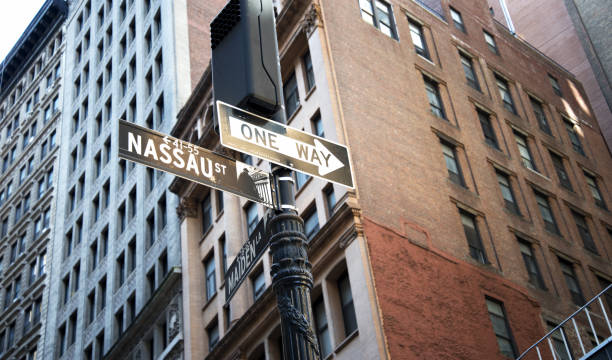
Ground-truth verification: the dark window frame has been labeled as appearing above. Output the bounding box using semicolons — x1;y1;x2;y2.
424;76;446;119
359;0;398;39
559;258;586;306
514;132;537;171
563;119;585;156
478;108;498;149
517;239;546;289
449;7;466;32
530;97;551;135
486;297;518;358
584;172;607;209
409;19;430;59
550;152;573;191
337;271;358;337
441;140;465;186
460;52;480;91
571;210;598;254
534;190;560;235
495;75;516;114
496;171;520;215
483;30;499;55
459;209;488;264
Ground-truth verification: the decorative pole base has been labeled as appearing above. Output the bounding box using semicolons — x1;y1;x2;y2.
269;210;320;360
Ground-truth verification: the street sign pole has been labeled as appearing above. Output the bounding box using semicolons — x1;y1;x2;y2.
211;1;320;359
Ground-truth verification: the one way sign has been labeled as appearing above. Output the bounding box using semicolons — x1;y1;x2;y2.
217;101;354;188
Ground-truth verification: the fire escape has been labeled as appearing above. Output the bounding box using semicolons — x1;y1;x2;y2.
517;284;612;360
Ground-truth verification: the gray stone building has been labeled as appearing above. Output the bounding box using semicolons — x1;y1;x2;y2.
0;0;68;359
42;0;193;359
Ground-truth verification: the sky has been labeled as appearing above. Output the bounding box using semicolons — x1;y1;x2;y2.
0;0;47;62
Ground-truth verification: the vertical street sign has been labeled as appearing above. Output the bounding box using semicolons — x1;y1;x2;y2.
217;101;355;189
118;120;276;208
224;215;269;304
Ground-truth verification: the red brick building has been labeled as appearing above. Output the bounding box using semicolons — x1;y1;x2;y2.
171;0;612;359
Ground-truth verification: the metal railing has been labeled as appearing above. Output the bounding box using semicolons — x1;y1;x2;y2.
517;284;612;360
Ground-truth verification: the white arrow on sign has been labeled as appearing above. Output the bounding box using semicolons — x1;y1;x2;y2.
228;116;344;176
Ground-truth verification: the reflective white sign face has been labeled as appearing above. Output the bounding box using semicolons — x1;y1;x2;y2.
118;120;276;208
217;101;354;188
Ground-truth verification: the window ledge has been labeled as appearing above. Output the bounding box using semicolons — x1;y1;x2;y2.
417;54;436;67
215;209;224;223
524;167;550;182
199;224;214;245
334;329;359;354
286;104;302;125
304;85;316;101
502;207;523;220
201;291;217;312
294;176;314;197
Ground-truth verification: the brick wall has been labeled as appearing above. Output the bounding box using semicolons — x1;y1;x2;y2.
364;218;544;359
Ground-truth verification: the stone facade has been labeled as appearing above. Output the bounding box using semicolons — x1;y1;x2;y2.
173;0;612;359
0;1;67;359
41;0;192;359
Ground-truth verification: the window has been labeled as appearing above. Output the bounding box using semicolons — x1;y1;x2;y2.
409;20;429;59
337;272;358;336
303;207;320;240
115;308;124;337
530;97;551;134
483;30;499;54
584;172;606;209
116;253;126;288
324;185;336;215
514;132;536;171
220;235;228;276
518;239;546;289
549;74;562;96
558;258;585;306
534;190;560;235
202;193;212;233
450;7;465;32
147;212;156;246
311;112;324;138
460;210;487;264
283;72;300;119
597;276;612;312
215;190;224;215
496;171;520;215
564;119;585;156
128;238;136;273
295;171;310;190
68;312;78;345
359;0;397;38
424;76;445;119
313;296;332;357
303;51;315;92
550;152;572;191
547;322;572;360
98;276;107;311
441;141;464;186
486;298;517;358
118;203;126;234
478;109;498;148
205;255;216;301
252;268;265;300
572;211;597;254
495;75;516;114
460;53;479;91
207;320;219;351
245;202;258;236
